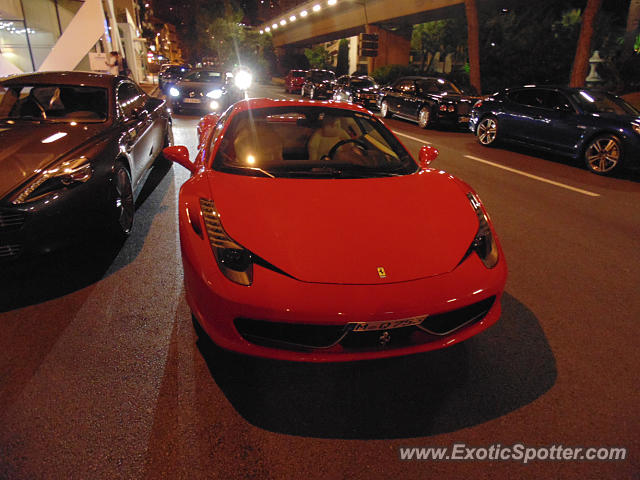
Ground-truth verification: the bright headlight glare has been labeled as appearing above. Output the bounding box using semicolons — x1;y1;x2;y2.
209;100;220;110
207;89;223;99
465;192;499;269
199;198;253;285
169;87;180;97
11;158;93;204
235;70;252;90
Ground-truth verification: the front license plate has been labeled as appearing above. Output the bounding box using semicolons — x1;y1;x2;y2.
459;116;470;122
350;315;427;332
183;98;201;103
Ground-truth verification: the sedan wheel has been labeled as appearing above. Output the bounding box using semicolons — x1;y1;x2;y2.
380;101;392;118
110;163;134;239
584;134;622;175
477;116;498;146
418;107;431;129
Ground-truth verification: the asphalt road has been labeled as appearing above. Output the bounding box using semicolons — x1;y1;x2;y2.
0;82;638;480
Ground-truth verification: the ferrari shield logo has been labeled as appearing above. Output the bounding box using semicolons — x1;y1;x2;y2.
377;267;387;278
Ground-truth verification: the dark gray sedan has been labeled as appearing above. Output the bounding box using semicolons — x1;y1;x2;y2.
167;68;242;114
0;71;172;262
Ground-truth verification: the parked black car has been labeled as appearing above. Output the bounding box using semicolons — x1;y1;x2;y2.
168;68;243;114
301;69;336;100
332;75;380;110
470;85;640;175
0;71;173;262
158;64;190;91
378;76;477;128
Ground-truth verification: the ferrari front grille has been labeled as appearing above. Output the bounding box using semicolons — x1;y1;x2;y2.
417;296;495;335
234;296;495;352
234;318;348;350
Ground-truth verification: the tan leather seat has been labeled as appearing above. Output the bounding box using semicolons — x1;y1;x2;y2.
307;115;350;162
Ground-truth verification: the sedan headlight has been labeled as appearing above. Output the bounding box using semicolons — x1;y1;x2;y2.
234;69;252;90
464;192;499;268
11;157;93;204
206;89;223;99
169;87;180;97
200;198;253;285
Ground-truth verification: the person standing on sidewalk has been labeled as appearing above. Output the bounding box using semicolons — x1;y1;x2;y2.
105;51;120;75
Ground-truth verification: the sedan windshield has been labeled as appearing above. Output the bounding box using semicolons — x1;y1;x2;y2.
184;71;223;82
351;78;376;88
572;90;639;116
213;107;418;178
0;84;108;122
310;71;335;81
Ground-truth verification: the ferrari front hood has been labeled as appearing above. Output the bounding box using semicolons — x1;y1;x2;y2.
209;171;479;284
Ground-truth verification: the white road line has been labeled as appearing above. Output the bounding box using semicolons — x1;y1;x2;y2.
393;130;431;145
464;155;601;197
390;129;599;197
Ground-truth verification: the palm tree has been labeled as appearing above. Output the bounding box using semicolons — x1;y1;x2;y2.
465;0;481;94
569;0;602;87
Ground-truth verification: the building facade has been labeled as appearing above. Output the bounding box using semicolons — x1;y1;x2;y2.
0;0;149;82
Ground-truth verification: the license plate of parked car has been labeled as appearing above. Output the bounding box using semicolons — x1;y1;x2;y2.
184;98;201;103
349;316;427;332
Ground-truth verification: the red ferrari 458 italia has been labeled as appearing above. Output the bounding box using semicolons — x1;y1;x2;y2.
164;98;507;361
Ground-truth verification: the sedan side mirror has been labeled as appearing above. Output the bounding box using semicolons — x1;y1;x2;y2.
418;145;439;168
163;145;194;173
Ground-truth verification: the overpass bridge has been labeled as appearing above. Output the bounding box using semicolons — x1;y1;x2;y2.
257;0;472;71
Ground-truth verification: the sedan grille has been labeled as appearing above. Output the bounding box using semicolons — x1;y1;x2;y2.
0;210;26;231
234;296;496;352
0;243;22;259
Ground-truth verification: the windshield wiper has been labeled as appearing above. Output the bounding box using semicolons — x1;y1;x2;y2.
221;165;275;178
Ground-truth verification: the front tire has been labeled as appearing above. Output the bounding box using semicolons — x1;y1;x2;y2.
109;162;134;240
584;134;622;175
380;100;392;118
476;116;498;146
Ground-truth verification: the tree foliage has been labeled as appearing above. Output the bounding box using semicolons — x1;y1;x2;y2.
304;45;332;69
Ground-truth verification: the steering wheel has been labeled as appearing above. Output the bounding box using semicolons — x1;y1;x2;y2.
326;138;369;160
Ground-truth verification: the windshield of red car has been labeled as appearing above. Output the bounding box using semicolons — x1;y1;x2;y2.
0;84;108;122
213;107;418;178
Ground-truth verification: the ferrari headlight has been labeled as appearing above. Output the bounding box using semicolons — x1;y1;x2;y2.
465;192;499;269
169;87;180;97
200;198;253;285
11;157;93;204
206;89;223;99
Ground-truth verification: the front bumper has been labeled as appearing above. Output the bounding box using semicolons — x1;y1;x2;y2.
0;176;111;262
182;233;507;362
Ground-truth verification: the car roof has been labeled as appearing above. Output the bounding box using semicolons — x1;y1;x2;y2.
230;97;371;115
1;71;117;88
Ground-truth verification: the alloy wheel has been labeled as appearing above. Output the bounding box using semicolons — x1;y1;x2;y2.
477;117;498;145
585;135;621;174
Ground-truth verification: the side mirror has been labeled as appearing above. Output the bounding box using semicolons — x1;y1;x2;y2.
163;145;194;173
418;145;439;168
